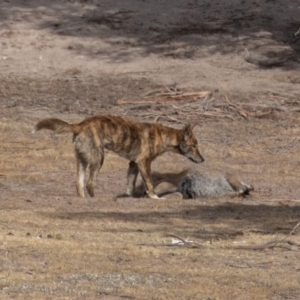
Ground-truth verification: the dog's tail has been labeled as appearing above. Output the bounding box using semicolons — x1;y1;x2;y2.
32;118;81;134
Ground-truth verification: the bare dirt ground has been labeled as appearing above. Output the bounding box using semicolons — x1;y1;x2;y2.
1;1;300;299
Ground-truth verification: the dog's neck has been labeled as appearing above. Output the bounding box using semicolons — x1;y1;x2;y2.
159;127;183;154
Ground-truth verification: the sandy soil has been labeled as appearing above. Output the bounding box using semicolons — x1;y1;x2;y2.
0;0;300;104
1;1;300;299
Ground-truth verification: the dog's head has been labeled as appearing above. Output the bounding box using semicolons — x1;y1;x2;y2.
178;124;204;163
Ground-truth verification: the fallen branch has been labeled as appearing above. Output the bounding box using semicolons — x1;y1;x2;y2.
201;112;236;120
142;86;181;97
157;91;212;101
251;110;272;118
245;56;288;68
123;103;177;111
226;239;299;251
112;87;300;123
165;234;206;249
225;262;251;268
288;221;300;236
116;91;212;105
224;95;249;119
165;222;300;252
232;221;300;251
164;115;185;124
225;261;272;269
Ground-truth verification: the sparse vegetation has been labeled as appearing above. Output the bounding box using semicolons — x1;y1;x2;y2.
1;116;300;299
1;0;300;299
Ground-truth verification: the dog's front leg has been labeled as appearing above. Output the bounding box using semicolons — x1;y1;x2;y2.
76;158;87;197
126;161;139;196
137;160;162;199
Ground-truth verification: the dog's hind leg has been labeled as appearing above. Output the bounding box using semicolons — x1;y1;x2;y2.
126;161;139;196
86;149;104;197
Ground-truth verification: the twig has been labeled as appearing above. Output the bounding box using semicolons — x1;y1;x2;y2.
165;234;205;248
225;262;251;268
251;110;272;118
116;91;212;105
232;221;300;251
224;95;248;119
157;91;211;101
231;239;287;250
165;116;186;124
266;90;298;99
124;103;177;110
203;112;236;120
294;27;300;37
225;261;272;269
288;221;300;236
165;222;300;252
244;47;250;58
116;99;153;105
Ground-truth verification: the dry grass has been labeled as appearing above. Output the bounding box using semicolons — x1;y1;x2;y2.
1;113;300;300
1;0;300;298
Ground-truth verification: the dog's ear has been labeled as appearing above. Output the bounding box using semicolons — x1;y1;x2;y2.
182;124;197;140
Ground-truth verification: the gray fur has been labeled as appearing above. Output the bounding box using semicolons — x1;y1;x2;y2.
178;172;252;199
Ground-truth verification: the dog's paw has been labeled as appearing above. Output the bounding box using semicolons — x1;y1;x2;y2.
150;194;165;200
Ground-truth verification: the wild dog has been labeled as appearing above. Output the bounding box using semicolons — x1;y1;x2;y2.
32;116;204;199
137;170;253;199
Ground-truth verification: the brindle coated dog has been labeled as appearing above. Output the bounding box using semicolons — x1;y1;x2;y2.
33;116;204;198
